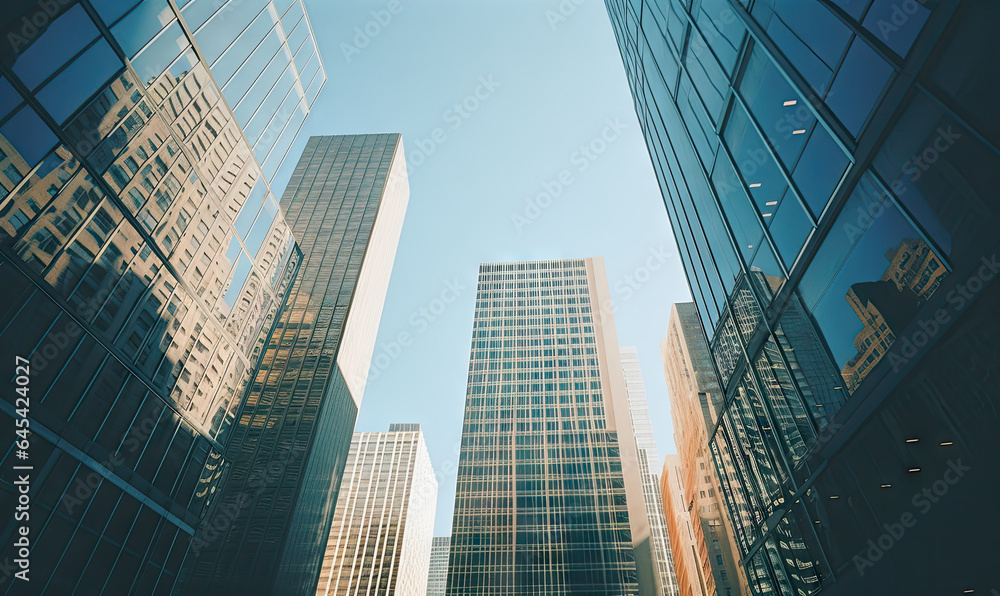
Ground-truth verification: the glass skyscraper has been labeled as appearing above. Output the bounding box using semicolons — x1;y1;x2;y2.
661;303;749;596
0;0;322;591
179;134;410;594
316;424;437;596
605;0;1000;593
446;258;658;595
619;347;680;596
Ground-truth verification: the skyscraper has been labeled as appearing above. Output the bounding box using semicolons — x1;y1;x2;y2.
426;537;451;596
605;0;1000;592
446;257;656;595
0;0;322;591
619;346;680;596
661;303;748;596
316;424;437;596
178;134;410;594
660;455;703;596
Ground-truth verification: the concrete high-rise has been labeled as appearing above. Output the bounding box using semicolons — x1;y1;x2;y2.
316;424;437;596
604;0;1000;592
179;134;409;594
0;0;322;591
661;304;747;596
426;536;451;596
619;346;680;596
660;455;703;596
446;258;658;595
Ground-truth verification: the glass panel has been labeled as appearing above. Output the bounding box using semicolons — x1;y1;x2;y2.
767;188;812;268
874;92;1000;260
800;173;949;393
791;126;850;218
712;148;764;261
739;45;813;169
111;0;175;57
131;21;190;87
245;196;278;257
222;250;252;308
863;0;931;56
826;38;894;136
195;0;272;65
751;0;852;94
211;6;278;87
234;180;265;238
36;39;123;124
1;105;57;169
8;4;98;90
0;77;21;119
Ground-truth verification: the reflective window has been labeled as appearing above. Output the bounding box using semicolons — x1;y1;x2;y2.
873;91;1000;260
222;251;252;308
826;38;894;136
195;0;272;64
799;173;948;393
9;4;98;90
212;7;279;87
1;105;57;169
768;188;812;268
37;39;123;123
711;151;763;264
131;21;191;87
0;77;21;118
111;0;175;57
751;0;852;94
790;126;850;218
234;181;266;237
862;0;931;56
245;196;278;257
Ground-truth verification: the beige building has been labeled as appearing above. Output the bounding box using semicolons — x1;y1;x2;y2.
661;304;748;596
316;424;437;596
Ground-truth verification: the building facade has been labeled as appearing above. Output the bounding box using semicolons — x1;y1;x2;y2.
177;134;410;594
446;258;657;595
660;455;704;596
605;0;1000;593
316;424;437;596
619;346;680;596
661;304;748;596
0;0;323;591
427;536;451;596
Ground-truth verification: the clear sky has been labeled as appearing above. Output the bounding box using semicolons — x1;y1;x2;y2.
271;0;693;538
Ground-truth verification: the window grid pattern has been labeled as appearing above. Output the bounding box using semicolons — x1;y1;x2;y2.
447;259;639;596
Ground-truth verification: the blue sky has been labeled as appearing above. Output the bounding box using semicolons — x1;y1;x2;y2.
271;0;692;537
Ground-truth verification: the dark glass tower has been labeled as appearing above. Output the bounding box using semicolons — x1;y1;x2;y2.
605;0;1000;593
447;258;662;596
0;0;324;591
178;134;410;595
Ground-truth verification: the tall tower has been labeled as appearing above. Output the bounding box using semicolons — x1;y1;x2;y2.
316;424;437;596
426;537;451;596
661;303;748;596
446;257;656;595
0;0;322;591
179;134;410;594
619;346;680;596
604;0;1000;592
